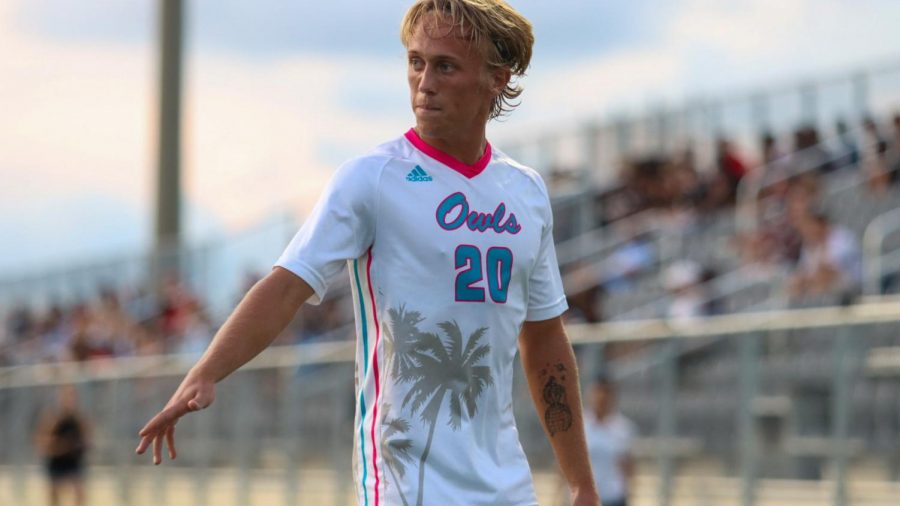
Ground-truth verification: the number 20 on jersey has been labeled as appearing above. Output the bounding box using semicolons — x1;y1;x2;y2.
454;245;513;303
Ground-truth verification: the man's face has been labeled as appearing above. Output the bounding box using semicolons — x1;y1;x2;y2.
591;384;613;415
406;14;504;139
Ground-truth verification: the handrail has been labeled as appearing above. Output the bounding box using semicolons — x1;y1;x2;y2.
0;330;356;389
612;263;786;321
567;298;900;344
555;207;663;268
7;300;900;389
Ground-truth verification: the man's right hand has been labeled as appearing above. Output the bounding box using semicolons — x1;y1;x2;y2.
134;269;313;465
135;372;215;465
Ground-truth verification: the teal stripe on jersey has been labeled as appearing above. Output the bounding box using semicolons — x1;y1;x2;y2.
353;258;370;506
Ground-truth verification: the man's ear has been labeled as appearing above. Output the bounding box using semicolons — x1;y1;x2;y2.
490;66;512;97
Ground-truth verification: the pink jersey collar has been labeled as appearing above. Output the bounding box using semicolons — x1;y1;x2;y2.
404;128;492;179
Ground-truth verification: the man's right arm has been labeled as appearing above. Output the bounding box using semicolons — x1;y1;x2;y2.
135;266;313;464
189;267;313;383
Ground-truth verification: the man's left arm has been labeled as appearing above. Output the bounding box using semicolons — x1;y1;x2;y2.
519;316;600;506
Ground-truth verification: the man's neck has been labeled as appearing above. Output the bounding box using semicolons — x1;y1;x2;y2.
414;127;487;165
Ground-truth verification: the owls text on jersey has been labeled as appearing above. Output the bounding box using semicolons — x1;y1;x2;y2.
275;128;567;506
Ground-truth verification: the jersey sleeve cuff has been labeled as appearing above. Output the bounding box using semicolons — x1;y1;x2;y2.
273;258;327;305
525;297;569;322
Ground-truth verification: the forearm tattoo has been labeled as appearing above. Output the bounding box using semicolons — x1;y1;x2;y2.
539;362;573;437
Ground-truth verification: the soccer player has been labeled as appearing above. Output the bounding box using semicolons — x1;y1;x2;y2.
136;1;600;504
585;374;636;506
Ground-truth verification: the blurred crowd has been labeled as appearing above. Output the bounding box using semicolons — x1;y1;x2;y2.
0;271;352;367
1;276;213;366
562;113;900;323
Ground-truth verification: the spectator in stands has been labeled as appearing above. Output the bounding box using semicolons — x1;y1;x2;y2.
889;113;900;179
833;120;859;171
37;305;68;361
584;373;636;506
861;116;890;194
7;304;35;344
663;260;711;322
91;288;135;357
715;137;749;202
791;126;834;175
35;385;91;506
757;131;792;205
67;305;108;362
698;171;735;213
134;322;166;356
732;199;802;293
159;275;201;343
761;131;786;167
631;156;670;211
789;212;861;299
662;148;704;227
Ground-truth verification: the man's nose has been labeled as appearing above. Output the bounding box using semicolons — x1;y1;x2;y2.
418;64;438;94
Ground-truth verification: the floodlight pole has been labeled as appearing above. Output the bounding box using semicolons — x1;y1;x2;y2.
155;0;184;261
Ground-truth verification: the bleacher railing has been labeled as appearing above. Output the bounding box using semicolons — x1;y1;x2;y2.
5;301;900;505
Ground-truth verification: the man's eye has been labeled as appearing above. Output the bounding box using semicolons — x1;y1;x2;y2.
439;62;454;72
410;58;423;69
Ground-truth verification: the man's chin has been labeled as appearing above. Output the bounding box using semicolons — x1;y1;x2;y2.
413;120;446;139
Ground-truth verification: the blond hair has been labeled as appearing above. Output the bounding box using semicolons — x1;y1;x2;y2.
400;0;534;120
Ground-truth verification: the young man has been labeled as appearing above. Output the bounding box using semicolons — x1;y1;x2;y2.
136;1;600;504
585;375;636;506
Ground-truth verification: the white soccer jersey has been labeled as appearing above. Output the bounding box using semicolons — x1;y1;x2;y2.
275;128;568;506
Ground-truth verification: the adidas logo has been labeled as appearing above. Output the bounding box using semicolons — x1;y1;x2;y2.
405;165;433;182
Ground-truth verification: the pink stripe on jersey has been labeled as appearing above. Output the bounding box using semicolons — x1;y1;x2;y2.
404;128;492;179
366;250;382;506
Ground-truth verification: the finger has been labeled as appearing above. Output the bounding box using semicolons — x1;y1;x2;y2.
139;404;187;438
166;426;177;460
153;434;163;465
135;435;154;455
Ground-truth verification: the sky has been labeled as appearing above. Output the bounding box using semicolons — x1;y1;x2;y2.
2;0;900;276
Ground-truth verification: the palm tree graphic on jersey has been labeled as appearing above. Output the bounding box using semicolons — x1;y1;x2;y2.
379;403;414;506
399;319;494;506
381;306;431;505
384;306;431;380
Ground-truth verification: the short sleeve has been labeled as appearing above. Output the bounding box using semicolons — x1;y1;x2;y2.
274;156;385;305
525;179;568;321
